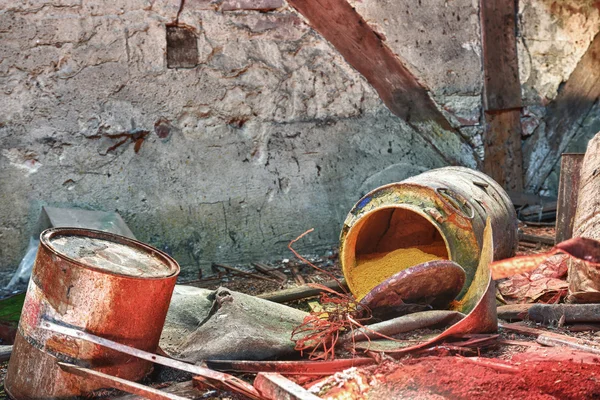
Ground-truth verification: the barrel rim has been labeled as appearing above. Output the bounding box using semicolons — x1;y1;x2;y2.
341;202;453;299
40;227;180;280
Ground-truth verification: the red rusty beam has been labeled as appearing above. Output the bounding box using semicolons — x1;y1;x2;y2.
58;362;189;400
42;321;263;400
254;373;321;400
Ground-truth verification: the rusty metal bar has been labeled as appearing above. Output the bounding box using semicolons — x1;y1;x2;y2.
556;153;585;243
254;373;321;400
57;362;189;400
42;321;262;400
206;358;375;375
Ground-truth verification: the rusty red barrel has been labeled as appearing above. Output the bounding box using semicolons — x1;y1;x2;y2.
4;228;179;399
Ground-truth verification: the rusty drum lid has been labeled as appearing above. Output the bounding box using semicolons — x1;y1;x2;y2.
42;228;179;278
359;260;466;319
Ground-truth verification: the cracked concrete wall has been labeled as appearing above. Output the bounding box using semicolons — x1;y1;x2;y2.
517;0;600;194
0;0;598;282
0;0;451;283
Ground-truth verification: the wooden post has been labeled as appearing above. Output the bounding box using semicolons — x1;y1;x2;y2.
480;0;524;190
568;132;600;303
555;153;585;243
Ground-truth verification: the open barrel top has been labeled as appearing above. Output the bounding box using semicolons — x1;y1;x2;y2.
43;228;178;278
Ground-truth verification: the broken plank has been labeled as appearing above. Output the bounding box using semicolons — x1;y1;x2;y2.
506;191;557;208
524;31;600;192
212;263;280;283
286;0;477;168
483;110;524;190
290;266;306;285
58;362;188;400
252;262;288;282
556;153;585;243
258;280;348;303
518;232;555;246
254;373;321;400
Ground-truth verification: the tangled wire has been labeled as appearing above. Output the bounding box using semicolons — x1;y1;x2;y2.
288;229;372;360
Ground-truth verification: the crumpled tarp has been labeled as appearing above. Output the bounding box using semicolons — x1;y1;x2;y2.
159;285;307;362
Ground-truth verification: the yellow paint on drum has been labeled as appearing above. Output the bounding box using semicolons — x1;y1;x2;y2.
350;247;442;300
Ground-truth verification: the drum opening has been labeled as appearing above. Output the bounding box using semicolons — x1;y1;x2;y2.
344;207;450;299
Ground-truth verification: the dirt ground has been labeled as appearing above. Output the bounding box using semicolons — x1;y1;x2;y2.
3;224;598;399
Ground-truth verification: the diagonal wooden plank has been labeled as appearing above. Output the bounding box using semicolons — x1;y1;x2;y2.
286;0;478;168
523;31;600;192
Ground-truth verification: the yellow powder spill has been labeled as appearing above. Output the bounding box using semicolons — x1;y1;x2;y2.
350;247;443;300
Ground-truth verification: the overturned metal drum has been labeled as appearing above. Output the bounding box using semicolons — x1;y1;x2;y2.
340;166;517;301
5;228;179;399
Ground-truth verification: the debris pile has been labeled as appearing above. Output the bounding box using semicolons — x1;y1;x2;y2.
2;133;600;399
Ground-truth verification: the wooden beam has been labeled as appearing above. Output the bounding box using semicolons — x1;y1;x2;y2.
285;0;478;167
480;0;522;111
555;153;585;243
524;32;600;192
480;0;523;190
483;110;524;190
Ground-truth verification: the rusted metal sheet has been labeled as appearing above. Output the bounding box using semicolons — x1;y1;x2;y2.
4;228;180;399
254;372;321;400
42;321;263;400
556;153;585;243
491;236;600;280
340;166;517;301
57;362;189;400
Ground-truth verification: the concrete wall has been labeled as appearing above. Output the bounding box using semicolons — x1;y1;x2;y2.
517;0;600;193
0;0;598;283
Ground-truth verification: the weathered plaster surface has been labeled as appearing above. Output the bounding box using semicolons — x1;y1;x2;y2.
517;0;600;193
1;0;598;284
347;0;485;158
0;0;453;283
517;0;600;104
